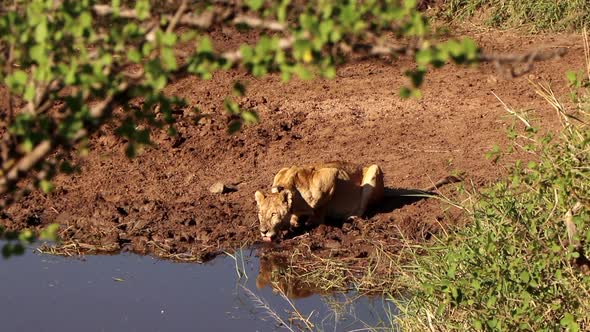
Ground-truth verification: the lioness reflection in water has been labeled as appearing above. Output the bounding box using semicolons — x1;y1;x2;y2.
256;255;321;299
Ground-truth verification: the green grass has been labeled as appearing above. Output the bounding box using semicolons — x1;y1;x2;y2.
443;0;590;32
394;71;590;330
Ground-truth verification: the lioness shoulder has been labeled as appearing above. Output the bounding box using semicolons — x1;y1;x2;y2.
255;161;384;241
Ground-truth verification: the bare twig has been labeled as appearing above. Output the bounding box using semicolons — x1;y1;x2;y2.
93;3;287;32
353;40;566;78
0;140;52;194
222;36;295;63
479;48;567;64
25;79;63;115
481;47;566;78
422;174;463;192
275;285;315;330
92;4;217;29
426;309;436;332
91;4;139;19
240;285;295;332
166;0;188;34
534;81;570;126
1;39;16;123
0;81;129;198
233;15;286;31
584;27;590;80
492;91;532;128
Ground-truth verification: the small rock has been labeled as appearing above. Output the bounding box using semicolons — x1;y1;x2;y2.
209;182;225;194
209;182;237;194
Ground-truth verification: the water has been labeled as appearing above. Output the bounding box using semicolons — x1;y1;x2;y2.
0;246;395;331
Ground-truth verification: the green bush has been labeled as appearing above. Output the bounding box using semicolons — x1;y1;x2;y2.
397;80;590;330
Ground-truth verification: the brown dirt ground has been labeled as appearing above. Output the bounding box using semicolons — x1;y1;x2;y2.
1;28;584;269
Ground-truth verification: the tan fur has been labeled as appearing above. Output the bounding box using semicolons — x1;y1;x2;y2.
256;256;315;299
254;162;384;240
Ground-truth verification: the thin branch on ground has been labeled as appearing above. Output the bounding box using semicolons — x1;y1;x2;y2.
240;285;295;332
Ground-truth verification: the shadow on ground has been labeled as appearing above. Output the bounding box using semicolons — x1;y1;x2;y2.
367;187;434;217
282;186;434;239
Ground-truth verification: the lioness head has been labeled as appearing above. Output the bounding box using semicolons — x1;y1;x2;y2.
254;189;293;242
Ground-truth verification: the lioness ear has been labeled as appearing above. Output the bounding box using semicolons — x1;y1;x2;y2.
281;190;292;205
271;186;284;193
254;191;265;206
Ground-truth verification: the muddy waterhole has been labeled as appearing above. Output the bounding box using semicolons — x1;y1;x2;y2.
1;243;395;331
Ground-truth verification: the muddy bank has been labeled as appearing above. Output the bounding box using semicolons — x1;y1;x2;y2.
1;28;582;268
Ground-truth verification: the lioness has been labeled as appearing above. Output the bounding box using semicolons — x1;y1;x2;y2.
254;162;384;242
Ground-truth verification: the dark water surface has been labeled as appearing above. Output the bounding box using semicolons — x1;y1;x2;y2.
0;246;395;331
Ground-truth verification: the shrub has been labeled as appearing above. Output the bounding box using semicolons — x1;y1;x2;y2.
397;74;590;330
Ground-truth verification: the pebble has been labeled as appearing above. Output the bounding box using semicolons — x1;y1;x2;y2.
209;182;237;194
